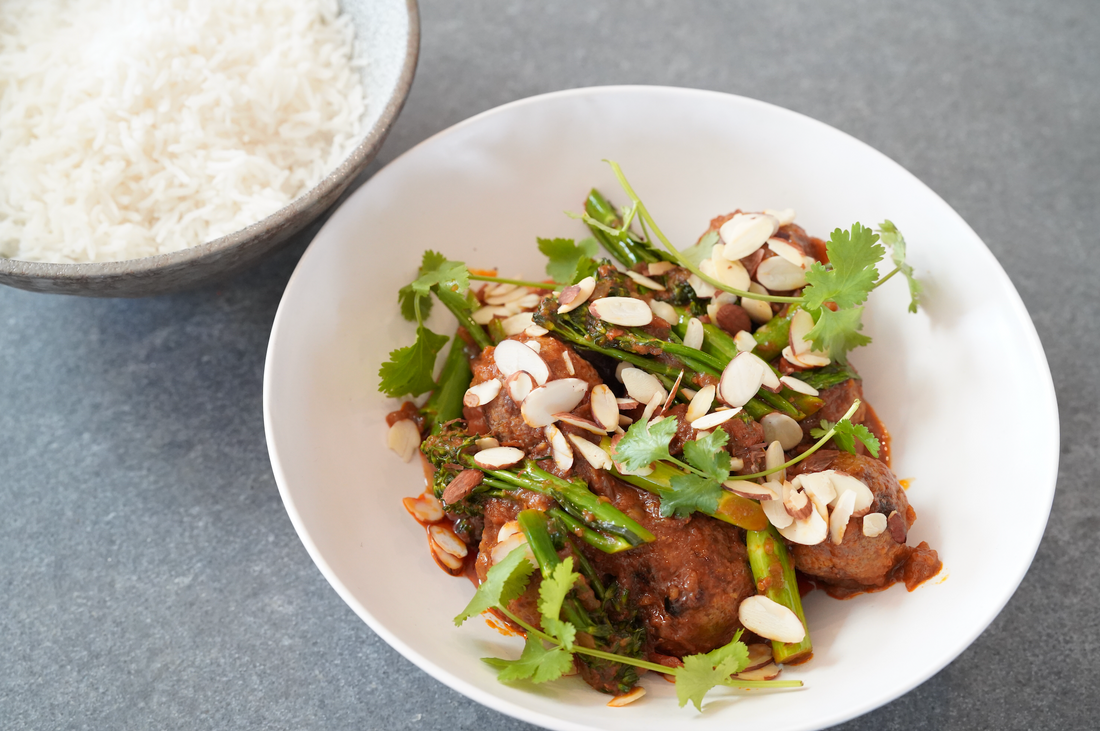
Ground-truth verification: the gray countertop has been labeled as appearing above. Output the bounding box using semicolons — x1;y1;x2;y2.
3;1;1098;729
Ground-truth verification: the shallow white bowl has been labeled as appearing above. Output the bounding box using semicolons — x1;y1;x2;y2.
263;87;1058;731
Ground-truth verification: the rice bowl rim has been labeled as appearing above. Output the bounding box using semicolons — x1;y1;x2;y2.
0;0;420;296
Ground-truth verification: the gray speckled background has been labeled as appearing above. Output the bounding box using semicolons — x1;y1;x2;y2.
3;1;1097;729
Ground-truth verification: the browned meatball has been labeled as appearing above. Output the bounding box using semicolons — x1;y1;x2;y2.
787;450;916;593
575;460;756;658
797;377;867;446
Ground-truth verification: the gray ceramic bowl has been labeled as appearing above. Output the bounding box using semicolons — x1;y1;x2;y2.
0;0;419;297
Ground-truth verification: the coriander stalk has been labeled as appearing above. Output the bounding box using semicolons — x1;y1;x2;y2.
746;527;813;664
728;399;862;481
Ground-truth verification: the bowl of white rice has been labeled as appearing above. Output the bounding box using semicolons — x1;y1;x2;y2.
0;0;418;297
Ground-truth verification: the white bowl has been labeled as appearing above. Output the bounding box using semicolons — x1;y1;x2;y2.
263;86;1058;731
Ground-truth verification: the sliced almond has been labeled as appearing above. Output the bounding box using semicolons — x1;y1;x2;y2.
501;311;535;336
779;375;819;396
589;297;654;327
734;663;782;682
607;686;646;707
648;261;676;276
496;520;521;543
554;413;608;434
720;213;779;260
682;317;705;350
556;276;595;314
783;483;814;520
734;329;757;353
583;384;616;431
777;506;829;545
463;379;502;408
524;340;541;353
765;440;787;482
766;237;805;267
616;397;642;410
484;281;517;298
403;491;444;524
782;345;831;368
685;384;716;423
788;309;816;357
764;208;796;227
888;510;908;543
525;324;550;337
474;437;500;450
505;371;535;403
712;257;752;291
618;414;633;426
640;393;664;423
706;302;721;321
546;424;574;471
490;531;536;568
626;270;665;290
621;368;667;406
755;255;808;291
687;271;717;299
615;361;631;382
429;523;469;559
761;412;803;450
718;351;766;407
648;298;679;324
863;512;888;537
442;469;484;505
429;538;465;571
742;351;781;391
474;446;525;470
691;407;742;430
568;433;613;470
761;495;794;529
723;480;778;501
741;282;775;324
561;350;575;375
794;473;836;522
494;339;549;385
738;595;806;643
660;369;685;416
830;488;857;545
471;305;511;324
744;644;776;672
485;286;531;306
386;419;421;463
828;471;875;516
521;378;589;427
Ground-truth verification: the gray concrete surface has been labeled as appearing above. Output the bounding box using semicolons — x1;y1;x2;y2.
3;1;1098;729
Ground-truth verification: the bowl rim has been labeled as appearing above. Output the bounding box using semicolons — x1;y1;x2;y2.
0;0;421;280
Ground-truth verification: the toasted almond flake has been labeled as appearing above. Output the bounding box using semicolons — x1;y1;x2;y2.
764;208;796;227
491;532;536;567
494;339;550;385
706;302;721;321
546;424;574;471
626;270;666;291
497;520;521;542
733;330;757;353
683;317;704;350
863;512;888;537
554;412;608;434
783;483;814;520
525;340;541;353
685;384;716;423
715;290;740;306
660;370;684;416
525;324;549;337
568;433;613;470
712;256;751;290
680;387;697;399
442;469;484;505
589;296;654;327
782;345;830;368
640;393;664;423
724;480;778;501
648;298;679;324
647;261;676;276
429;524;469;558
777;504;829;545
471;305;511;324
744;644;775;672
514;293;543;310
607;686;647;707
386;420;421;463
765;440;786;482
738;595;806;643
828;471;875;515
691;407;742;430
621;368;667;405
762;496;794;529
520;378;589;427
687;271;717;299
430;538;465;571
485;285;532;306
830;488;857;544
780;375;819;396
505;371;535;403
720;213;779;260
794;473;835;521
501;311;535;336
616;397;642;409
475;437;500;450
590;384;620;431
761;412;803;450
734;663;782;682
463;379;502;408
718;351;766;407
767;237;805;267
557;276;596;314
485;281;517;298
474;446;525;470
742;282;775;324
789;309;816;356
756;255;808;291
618;414;633;426
615;361;631;382
403;491;444;524
561;350;575;375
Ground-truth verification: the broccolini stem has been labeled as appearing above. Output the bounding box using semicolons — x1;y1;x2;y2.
746;527;812;664
584;189;665;267
433;285;493;351
420;334;472;432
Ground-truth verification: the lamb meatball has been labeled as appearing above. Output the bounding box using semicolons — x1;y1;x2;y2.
787;450;917;593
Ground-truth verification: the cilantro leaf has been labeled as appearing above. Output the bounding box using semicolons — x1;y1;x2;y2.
660;473;724;519
802;223;885;311
810;419;881;457
676;631;749;711
878;220;922;314
537;237;599;285
613;416;678;471
453;543;535;626
378;324;450;398
680;230;719;269
682;428;731;483
397;250;470;322
482;635;575;684
538;559;580;651
804;305;872;364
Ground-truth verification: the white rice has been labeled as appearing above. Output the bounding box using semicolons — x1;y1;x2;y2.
0;0;365;263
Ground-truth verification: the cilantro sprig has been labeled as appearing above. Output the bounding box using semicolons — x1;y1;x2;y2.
457;547;801;710
810;419;881;457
